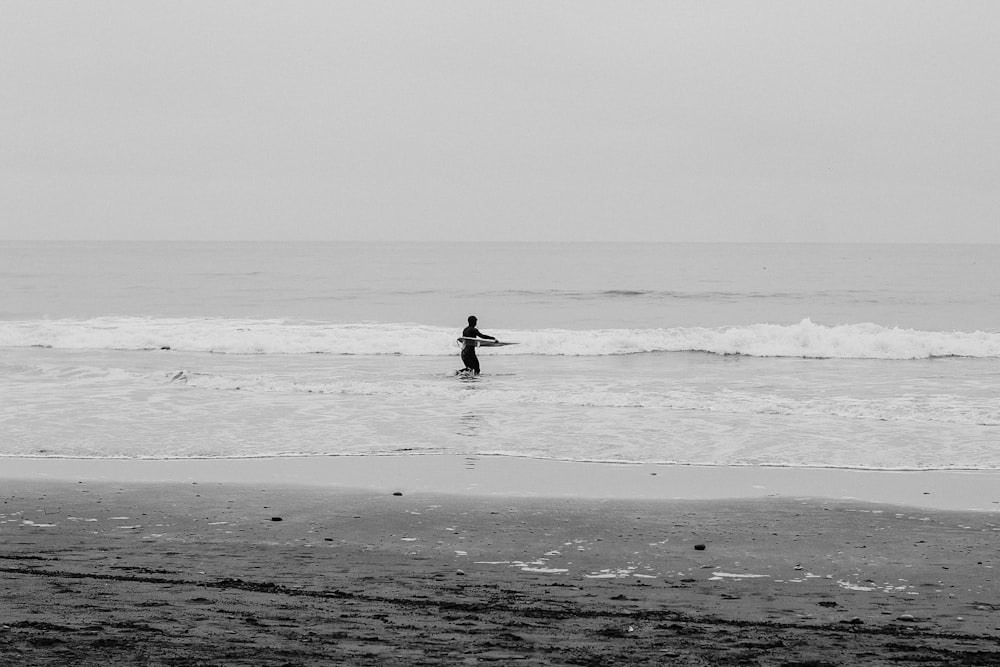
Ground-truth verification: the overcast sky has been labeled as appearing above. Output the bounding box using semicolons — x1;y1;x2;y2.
2;1;998;242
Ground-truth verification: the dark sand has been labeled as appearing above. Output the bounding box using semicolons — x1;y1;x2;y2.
2;472;999;666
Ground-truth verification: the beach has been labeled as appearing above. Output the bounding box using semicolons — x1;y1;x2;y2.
3;242;1000;664
6;0;1000;657
3;458;999;665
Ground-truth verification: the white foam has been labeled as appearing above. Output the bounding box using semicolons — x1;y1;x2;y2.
3;317;999;359
164;370;999;427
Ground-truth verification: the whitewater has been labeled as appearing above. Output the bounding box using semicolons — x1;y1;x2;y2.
3;316;1000;359
2;241;998;472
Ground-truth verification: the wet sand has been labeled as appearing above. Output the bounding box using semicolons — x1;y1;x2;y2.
4;455;1000;512
2;461;999;666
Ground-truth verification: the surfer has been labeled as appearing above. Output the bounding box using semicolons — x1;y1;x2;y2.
460;315;496;375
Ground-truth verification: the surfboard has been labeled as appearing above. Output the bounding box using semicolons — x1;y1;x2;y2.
457;337;518;348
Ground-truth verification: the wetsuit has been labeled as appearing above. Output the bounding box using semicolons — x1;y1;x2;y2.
461;325;496;374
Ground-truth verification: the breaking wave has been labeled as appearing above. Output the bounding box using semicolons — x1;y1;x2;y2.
2;317;999;360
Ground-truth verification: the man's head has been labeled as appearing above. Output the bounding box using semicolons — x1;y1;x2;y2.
468;315;477;325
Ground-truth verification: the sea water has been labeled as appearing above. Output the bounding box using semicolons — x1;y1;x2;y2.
1;241;998;471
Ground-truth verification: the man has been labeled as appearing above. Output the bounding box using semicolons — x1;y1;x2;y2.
460;315;497;375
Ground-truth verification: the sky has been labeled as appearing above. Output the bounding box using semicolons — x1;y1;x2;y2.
2;1;998;243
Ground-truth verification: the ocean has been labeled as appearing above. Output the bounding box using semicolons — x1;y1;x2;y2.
2;241;998;472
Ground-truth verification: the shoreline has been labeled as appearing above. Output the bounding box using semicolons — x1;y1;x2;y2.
2;455;999;512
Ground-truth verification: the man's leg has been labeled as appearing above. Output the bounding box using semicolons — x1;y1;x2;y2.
464;349;481;375
461;348;478;373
